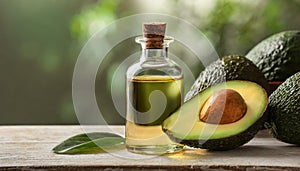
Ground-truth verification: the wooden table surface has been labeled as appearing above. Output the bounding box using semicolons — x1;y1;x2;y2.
0;126;300;171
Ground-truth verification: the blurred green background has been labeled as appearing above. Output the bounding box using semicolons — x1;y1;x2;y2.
0;0;299;125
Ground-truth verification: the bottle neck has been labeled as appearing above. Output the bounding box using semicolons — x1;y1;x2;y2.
135;36;174;63
140;47;168;62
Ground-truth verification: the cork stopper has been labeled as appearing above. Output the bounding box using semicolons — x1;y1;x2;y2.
143;22;166;49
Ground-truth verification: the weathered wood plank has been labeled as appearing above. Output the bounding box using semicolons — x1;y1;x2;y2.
0;126;299;170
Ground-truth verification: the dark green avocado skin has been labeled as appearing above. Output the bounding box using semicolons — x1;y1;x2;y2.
269;72;300;145
246;31;300;81
164;112;267;151
185;55;269;101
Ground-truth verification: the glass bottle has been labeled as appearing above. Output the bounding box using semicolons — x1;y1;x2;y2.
125;22;184;154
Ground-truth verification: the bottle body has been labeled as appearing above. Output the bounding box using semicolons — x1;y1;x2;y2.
125;45;184;154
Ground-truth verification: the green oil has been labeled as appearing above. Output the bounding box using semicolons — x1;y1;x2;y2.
126;75;184;154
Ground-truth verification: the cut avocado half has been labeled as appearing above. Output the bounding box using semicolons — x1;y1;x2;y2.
163;80;268;150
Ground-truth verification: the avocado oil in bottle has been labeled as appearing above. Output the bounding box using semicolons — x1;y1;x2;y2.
125;23;184;154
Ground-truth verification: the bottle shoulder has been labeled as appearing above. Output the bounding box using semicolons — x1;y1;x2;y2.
126;59;183;79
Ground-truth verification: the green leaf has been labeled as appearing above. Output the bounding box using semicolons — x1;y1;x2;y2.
52;132;125;154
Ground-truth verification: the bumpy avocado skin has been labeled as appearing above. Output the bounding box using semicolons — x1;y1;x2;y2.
269;72;300;145
185;55;269;101
246;31;300;81
165;109;267;151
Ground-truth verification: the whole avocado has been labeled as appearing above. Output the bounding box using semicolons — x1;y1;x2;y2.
269;72;300;145
246;31;300;81
185;55;269;101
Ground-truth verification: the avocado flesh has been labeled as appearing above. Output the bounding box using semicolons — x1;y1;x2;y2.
269;72;300;145
163;80;268;150
246;31;300;81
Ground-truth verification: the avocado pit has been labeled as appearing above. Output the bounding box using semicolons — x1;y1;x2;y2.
200;89;247;124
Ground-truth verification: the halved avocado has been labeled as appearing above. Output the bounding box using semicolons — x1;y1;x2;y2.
162;80;268;150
